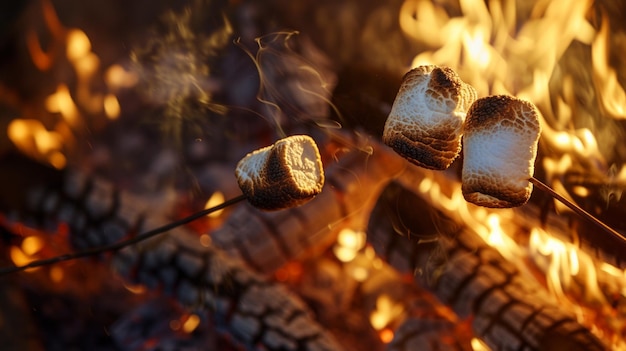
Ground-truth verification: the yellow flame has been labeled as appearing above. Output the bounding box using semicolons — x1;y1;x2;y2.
10;246;39;272
333;228;366;262
105;65;138;90
66;29;92;62
74;52;99;78
46;84;79;125
592;15;626;119
182;314;201;334
349;265;369;282
7;119;36;151
471;337;490;351
369;294;404;330
205;192;225;218
104;94;121;120
398;0;625;344
7;119;67;169
529;228;606;303
21;236;44;256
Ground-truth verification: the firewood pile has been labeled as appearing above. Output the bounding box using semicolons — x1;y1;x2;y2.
1;0;626;350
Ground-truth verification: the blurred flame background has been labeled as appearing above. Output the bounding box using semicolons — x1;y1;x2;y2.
1;0;626;349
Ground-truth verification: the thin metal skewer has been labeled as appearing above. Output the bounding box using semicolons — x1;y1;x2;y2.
0;194;247;276
529;176;626;244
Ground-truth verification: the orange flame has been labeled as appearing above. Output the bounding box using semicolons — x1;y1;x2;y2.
398;0;626;346
9;0;138;169
592;15;626;119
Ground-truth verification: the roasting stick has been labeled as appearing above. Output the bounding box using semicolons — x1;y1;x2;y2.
1;135;326;276
529;176;626;244
383;67;625;246
0;194;248;276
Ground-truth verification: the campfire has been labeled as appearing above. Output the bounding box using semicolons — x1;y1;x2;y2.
1;0;625;350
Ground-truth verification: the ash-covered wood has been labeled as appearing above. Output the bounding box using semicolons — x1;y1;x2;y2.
4;163;344;351
12;167;175;251
368;181;609;351
112;222;344;351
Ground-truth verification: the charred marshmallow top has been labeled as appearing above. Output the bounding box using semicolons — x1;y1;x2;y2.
235;135;324;211
462;95;541;208
383;65;477;170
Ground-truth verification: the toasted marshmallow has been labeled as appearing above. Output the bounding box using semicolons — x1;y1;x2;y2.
235;135;324;210
462;95;541;208
383;65;477;170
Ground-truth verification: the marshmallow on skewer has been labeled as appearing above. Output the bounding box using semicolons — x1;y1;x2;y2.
462;95;541;208
235;135;325;211
383;65;477;170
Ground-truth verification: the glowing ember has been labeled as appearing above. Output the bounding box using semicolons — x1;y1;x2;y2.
182;314;201;334
199;234;211;247
49;266;64;282
21;236;44;256
379;328;394;344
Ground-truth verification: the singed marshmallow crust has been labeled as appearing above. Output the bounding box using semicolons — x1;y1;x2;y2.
383;65;477;170
462;95;541;208
235;135;324;210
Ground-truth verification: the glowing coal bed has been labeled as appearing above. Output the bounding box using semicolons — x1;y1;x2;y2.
0;0;625;350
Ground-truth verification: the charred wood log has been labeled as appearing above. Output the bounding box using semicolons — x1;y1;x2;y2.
212;143;405;273
368;181;609;351
1;158;344;351
394;163;626;270
388;317;471;351
112;221;344;351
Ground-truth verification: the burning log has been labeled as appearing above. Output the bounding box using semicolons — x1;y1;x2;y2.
511;203;626;270
368;181;609;351
13;168;176;251
212;140;405;273
388;317;471;351
0;158;343;351
111;221;344;351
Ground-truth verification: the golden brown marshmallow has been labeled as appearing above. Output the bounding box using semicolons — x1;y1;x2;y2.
462;95;541;208
235;135;325;211
383;65;477;170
